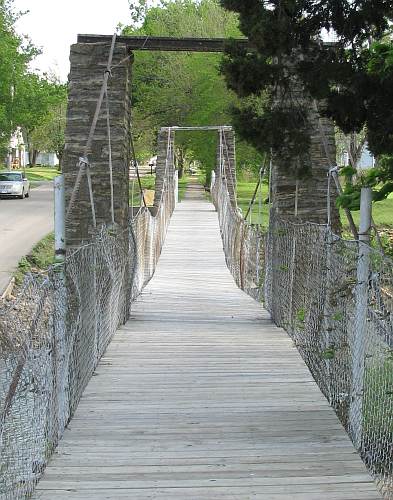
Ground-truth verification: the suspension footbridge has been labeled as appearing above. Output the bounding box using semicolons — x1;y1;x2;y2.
33;184;380;500
1;36;392;500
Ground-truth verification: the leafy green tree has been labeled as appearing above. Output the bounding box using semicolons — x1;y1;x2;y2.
123;0;263;181
13;74;66;165
0;1;65;167
28;97;67;168
0;0;37;158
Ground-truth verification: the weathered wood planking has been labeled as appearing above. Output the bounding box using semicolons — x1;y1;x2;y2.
77;34;251;52
35;186;381;499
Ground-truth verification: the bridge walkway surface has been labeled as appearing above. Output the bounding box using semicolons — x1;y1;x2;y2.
34;184;381;499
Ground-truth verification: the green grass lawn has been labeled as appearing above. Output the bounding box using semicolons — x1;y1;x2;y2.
0;166;60;182
129;174;189;206
344;193;393;228
362;359;393;474
237;180;270;228
178;175;190;201
237;180;393;229
24;167;60;182
129;175;155;207
14;233;55;285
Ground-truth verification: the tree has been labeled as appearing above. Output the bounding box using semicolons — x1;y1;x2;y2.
0;0;38;159
220;1;393;208
0;1;65;167
123;0;263;181
13;74;66;166
29;98;67;168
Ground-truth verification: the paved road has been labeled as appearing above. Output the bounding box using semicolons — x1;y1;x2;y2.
0;183;54;294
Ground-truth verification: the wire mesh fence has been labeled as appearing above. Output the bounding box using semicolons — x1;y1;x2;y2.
211;167;266;302
0;161;175;499
131;177;175;298
0;228;131;499
212;168;393;499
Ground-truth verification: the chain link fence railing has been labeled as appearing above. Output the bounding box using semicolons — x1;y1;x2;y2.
211;168;265;302
0;147;175;499
0;228;131;499
131;171;175;298
212;169;393;499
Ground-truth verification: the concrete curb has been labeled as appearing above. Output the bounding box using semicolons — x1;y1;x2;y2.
1;277;16;300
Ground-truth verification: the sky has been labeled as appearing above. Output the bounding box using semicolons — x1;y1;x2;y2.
13;0;132;82
12;1;336;83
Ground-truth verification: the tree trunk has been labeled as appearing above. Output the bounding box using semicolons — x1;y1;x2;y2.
58;153;63;171
57;149;64;171
30;149;39;167
176;147;184;179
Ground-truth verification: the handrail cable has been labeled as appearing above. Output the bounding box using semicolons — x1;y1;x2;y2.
130;132;147;209
244;155;268;222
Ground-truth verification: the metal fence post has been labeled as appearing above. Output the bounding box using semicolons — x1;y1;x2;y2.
350;187;372;450
210;170;216;192
54;176;66;267
53;175;68;435
174;169;179;206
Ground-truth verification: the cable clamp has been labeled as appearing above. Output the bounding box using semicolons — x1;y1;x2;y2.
79;156;89;167
328;165;339;177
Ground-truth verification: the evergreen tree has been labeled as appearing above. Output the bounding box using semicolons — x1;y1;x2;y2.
220;0;393;200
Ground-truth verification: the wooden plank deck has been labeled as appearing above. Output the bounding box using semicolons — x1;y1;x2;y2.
34;186;381;499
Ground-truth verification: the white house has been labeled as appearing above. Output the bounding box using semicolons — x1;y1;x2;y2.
5;128;59;168
7;127;26;169
341;143;375;170
357;145;375;169
34;152;59;167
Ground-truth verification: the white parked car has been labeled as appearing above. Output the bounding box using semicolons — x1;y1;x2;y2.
0;171;30;199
